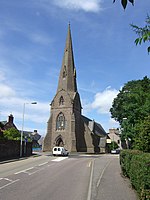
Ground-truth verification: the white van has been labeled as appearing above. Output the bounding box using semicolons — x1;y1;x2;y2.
52;147;69;156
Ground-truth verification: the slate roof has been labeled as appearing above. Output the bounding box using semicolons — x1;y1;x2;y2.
81;115;107;137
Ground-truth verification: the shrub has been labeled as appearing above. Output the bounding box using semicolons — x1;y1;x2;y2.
3;128;20;141
120;149;142;177
120;150;150;199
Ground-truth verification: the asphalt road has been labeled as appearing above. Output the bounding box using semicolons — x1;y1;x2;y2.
0;154;92;200
0;154;138;200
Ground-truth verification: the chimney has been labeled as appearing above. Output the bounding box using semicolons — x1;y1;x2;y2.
8;114;14;123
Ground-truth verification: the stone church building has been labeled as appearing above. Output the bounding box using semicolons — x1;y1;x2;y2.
43;25;107;153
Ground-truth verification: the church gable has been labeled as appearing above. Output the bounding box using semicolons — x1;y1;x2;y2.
51;90;73;108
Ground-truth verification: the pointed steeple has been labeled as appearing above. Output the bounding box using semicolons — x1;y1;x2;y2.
57;24;77;93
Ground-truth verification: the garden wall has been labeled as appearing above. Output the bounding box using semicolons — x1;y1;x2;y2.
0;140;32;161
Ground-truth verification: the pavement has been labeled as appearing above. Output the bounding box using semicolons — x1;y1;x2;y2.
91;155;138;200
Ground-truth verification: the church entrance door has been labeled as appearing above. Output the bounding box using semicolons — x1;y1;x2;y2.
55;135;64;147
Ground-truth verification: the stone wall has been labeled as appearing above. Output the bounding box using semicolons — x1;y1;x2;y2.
0;140;32;161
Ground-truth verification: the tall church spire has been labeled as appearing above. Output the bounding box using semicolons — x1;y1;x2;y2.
57;24;77;93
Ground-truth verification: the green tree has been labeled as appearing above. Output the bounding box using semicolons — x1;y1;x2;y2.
134;116;150;152
3;128;21;141
113;0;134;10
131;15;150;54
107;141;119;152
110;76;150;149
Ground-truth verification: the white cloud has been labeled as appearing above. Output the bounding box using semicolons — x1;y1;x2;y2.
88;87;118;114
91;88;118;114
82;87;119;116
109;117;119;128
0;83;16;98
0;78;50;136
53;0;102;12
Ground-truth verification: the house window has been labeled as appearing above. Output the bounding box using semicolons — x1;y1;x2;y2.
56;113;65;130
59;96;64;106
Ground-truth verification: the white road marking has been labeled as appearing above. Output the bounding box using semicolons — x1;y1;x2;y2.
38;162;48;166
87;159;95;200
0;179;20;190
3;178;12;181
15;167;34;175
28;169;42;175
96;160;112;188
51;157;68;162
88;161;92;167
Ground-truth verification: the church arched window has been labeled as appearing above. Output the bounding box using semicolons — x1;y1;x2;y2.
59;96;64;105
56;113;65;130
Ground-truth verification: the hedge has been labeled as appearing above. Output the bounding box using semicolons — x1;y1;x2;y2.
120;150;150;200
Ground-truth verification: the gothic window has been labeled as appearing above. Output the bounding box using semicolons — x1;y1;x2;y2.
63;66;67;79
56;113;65;130
59;96;64;106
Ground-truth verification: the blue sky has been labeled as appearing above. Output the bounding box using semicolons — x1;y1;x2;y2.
0;0;149;136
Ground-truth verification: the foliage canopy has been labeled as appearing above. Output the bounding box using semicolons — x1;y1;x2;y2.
110;76;150;151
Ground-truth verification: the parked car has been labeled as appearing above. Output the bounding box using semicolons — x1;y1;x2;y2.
52;147;69;156
111;149;120;154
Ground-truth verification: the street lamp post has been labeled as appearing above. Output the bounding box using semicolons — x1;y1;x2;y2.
20;102;37;157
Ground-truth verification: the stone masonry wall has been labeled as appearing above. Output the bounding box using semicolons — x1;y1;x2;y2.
0;140;32;161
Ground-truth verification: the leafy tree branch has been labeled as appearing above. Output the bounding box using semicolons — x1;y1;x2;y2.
131;15;150;54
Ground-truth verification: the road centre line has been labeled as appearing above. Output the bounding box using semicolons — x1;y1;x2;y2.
14;157;68;176
38;162;48;166
28;168;43;176
15;167;34;175
0;179;20;190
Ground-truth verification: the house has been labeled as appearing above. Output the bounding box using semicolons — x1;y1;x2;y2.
0;114;18;131
0;114;41;146
108;128;121;149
